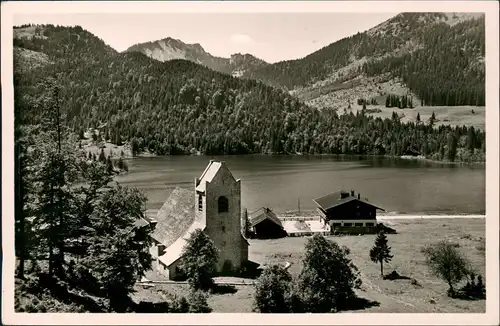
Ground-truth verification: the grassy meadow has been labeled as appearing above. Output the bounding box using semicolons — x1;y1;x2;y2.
134;218;486;313
360;105;485;130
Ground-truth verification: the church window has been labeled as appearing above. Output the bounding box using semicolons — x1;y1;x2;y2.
198;194;203;212
218;196;229;212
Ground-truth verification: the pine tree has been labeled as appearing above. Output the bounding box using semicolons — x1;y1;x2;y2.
416;112;421;123
106;155;114;175
83;185;151;310
429;111;436;126
31;78;81;277
466;127;476;152
447;133;458;162
98;148;106;163
115;132;122;146
369;231;393;277
117;156;124;170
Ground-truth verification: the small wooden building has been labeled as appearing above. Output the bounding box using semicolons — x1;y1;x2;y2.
313;190;385;229
248;207;286;239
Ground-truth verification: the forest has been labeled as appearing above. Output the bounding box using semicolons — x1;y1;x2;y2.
14;23;485;163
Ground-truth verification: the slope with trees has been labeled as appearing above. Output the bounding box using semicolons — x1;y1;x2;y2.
243;13;485;108
13;24;485;162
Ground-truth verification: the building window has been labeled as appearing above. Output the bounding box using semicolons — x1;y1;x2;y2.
354;223;363;227
198;194;203;212
366;223;375;227
344;222;353;227
218;196;229;213
332;223;342;227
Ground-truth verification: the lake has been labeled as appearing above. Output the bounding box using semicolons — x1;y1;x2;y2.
114;155;486;215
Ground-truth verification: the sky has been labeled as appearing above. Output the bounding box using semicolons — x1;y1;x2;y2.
13;13;397;63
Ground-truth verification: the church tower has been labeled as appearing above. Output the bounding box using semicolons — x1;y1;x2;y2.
194;160;249;272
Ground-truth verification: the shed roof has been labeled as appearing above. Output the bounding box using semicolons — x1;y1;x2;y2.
249;207;283;228
313;191;385;211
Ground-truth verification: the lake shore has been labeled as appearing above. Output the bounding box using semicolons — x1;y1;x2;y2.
275;209;485;219
81;139;484;165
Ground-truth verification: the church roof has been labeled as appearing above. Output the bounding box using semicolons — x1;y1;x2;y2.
158;220;205;266
195;160;222;192
152;187;196;248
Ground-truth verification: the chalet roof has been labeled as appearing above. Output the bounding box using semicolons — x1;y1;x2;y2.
195;160;222;192
313;191;385;211
249;207;283;228
152;187;196;248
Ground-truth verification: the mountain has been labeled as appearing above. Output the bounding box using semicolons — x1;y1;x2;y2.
241;12;485;109
13;23;485;162
125;38;268;77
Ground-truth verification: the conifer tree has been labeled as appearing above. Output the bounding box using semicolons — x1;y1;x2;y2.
98;148;106;163
106;155;114;175
369;231;393;277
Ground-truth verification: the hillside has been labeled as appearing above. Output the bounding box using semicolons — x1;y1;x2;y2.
242;12;485;110
125;38;268;77
13;24;485;162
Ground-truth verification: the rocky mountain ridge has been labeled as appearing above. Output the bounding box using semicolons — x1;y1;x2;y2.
125;38;269;77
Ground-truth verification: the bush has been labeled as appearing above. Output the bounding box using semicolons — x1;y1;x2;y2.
421;241;472;296
296;234;361;312
457;273;486;299
162;292;189;313
188;290;212;313
179;229;219;291
253;265;294;313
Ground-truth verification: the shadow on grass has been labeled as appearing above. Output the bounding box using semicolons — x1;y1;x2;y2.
383;270;412;281
339;296;380;311
133;301;170;313
210;284;238;295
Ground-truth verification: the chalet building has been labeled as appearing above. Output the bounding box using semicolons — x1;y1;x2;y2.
313;190;385;229
248;207;286;239
149;160;249;280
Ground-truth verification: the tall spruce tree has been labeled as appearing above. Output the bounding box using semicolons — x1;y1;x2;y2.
369;231;393;277
30;78;82;276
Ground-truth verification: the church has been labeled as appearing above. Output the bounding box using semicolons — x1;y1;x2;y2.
147;160;249;280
